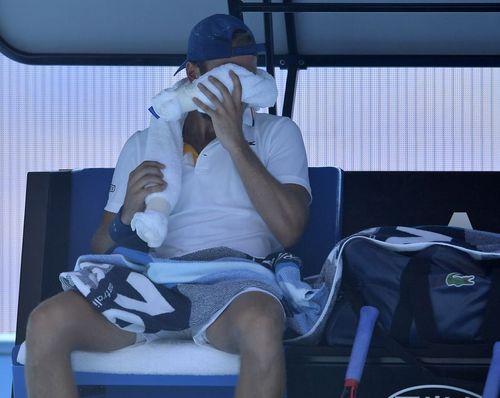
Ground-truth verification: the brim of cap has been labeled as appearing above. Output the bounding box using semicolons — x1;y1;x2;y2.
173;42;266;76
174;59;188;76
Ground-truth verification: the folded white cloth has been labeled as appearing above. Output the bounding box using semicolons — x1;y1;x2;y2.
130;116;181;248
150;63;278;121
131;63;278;248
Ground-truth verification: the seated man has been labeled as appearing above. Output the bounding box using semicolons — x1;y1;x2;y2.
24;13;311;398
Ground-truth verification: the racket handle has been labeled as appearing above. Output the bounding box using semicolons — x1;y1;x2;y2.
345;306;379;384
483;342;500;398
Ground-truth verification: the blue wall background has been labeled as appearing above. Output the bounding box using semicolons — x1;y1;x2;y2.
1;336;14;398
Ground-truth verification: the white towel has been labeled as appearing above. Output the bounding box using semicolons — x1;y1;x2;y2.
131;63;278;248
130;116;183;248
150;63;278;121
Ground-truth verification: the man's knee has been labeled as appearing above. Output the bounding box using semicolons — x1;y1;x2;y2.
207;292;285;357
26;291;88;351
232;294;285;353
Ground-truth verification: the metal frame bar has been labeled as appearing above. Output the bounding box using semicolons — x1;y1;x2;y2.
279;53;500;67
262;0;277;115
0;36;187;65
281;0;300;118
240;2;500;13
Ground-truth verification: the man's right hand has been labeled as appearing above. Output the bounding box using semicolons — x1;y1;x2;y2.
121;161;166;225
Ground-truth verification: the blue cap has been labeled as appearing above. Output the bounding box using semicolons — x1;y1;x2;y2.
174;14;265;75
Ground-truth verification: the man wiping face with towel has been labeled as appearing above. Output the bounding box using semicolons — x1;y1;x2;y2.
25;14;311;398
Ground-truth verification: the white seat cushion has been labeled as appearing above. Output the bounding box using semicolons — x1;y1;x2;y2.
17;339;240;375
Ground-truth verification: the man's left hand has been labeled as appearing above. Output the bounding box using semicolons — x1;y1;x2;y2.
193;70;247;153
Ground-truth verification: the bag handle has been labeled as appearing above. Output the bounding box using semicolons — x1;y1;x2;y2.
391;246;440;345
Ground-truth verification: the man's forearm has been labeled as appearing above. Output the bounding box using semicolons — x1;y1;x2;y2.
91;225;116;254
90;211;118;254
228;144;309;248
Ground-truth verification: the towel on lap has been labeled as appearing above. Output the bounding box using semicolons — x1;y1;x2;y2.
60;247;340;344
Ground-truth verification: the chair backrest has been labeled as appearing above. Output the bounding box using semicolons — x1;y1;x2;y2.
290;167;342;276
68;168;114;268
67;167;343;276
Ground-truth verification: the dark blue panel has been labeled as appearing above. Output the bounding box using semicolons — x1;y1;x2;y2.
68;168;114;269
290;167;343;277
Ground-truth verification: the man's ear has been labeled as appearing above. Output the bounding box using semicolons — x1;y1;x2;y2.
186;62;200;82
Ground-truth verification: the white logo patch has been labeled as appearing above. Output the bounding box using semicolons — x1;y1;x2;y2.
388;384;480;398
448;212;473;229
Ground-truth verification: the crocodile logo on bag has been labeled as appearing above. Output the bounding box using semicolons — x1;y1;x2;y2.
445;272;475;287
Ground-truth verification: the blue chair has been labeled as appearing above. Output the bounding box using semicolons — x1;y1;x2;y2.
12;167;343;398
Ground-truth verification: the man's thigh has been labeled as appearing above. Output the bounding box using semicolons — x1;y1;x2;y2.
205;291;285;354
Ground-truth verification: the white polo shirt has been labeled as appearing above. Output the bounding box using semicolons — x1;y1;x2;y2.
105;109;311;258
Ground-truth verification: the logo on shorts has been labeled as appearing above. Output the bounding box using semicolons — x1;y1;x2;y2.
445;272;475;287
388;384;480;398
109;184;116;192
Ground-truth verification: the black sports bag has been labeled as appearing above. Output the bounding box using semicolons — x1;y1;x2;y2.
325;226;500;350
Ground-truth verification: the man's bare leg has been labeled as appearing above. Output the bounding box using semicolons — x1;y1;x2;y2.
206;291;286;398
25;290;137;398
